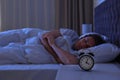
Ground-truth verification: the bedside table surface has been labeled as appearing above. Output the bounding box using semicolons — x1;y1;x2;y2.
55;63;120;80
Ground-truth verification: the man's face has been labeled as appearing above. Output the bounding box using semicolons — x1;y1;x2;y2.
74;36;96;50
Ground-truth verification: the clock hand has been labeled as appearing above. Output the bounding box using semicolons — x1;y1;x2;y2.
86;59;90;65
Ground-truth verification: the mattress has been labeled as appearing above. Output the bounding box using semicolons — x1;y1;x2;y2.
55;63;120;80
0;64;61;80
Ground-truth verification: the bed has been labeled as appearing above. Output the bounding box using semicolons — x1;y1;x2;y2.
0;28;63;80
0;0;120;80
0;64;61;80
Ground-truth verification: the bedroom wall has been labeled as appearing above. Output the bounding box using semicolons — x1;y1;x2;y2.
0;0;93;35
0;0;55;31
93;0;105;30
0;0;1;31
94;0;105;7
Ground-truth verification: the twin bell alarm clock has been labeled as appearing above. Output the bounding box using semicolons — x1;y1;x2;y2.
78;49;94;71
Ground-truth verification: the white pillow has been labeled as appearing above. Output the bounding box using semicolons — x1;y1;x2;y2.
78;43;120;63
79;32;108;42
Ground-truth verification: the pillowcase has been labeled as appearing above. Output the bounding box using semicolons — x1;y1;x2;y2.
79;32;108;42
78;43;120;63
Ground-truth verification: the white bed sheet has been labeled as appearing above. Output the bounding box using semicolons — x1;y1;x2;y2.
0;64;61;80
55;63;120;80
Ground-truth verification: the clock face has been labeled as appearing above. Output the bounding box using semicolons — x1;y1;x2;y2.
79;55;94;71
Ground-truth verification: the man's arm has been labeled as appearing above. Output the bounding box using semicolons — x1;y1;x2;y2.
40;30;61;46
40;29;78;64
49;41;78;64
39;30;63;63
45;30;78;64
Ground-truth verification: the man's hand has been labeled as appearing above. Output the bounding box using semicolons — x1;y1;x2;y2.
42;32;55;46
40;30;61;47
39;30;63;64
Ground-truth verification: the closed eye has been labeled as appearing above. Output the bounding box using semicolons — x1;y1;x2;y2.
84;38;90;47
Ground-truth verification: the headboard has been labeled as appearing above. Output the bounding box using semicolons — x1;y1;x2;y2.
94;0;120;62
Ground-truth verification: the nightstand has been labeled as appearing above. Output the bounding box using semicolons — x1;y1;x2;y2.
55;63;120;80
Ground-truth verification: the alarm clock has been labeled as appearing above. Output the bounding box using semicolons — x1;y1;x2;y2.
78;52;94;71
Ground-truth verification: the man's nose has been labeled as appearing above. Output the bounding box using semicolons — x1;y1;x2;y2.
81;42;87;48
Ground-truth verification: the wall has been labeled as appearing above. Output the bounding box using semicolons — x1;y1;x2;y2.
0;0;55;31
0;0;1;31
0;0;93;34
94;0;105;7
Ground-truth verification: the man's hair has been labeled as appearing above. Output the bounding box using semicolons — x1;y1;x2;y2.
83;34;106;46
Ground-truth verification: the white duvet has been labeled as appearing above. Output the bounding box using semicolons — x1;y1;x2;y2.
1;28;118;64
0;28;72;64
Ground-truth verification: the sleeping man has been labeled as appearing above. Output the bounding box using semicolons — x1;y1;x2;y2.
40;28;106;64
0;28;109;64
